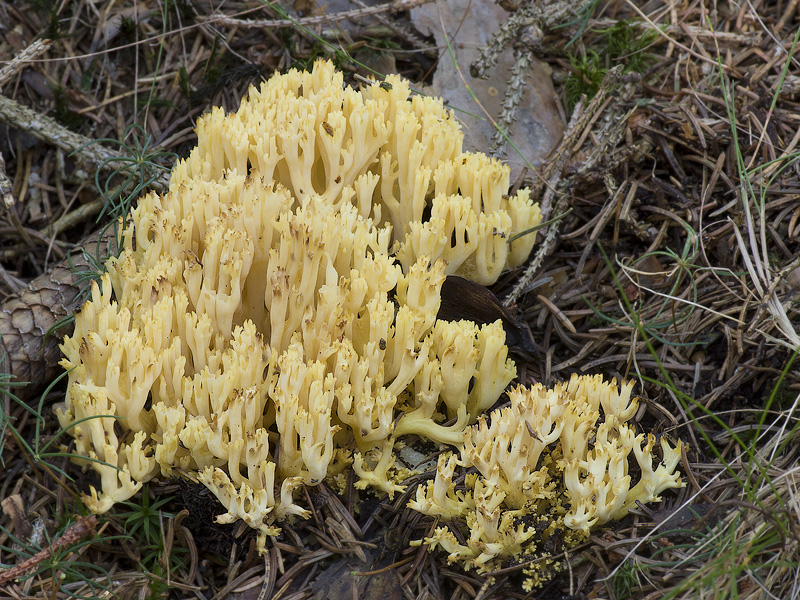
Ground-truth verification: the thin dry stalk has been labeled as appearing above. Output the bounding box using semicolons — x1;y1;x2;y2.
0;515;98;586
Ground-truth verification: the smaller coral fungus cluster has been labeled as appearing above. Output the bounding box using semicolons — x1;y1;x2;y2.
410;374;684;583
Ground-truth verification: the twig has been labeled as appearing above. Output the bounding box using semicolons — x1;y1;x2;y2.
0;94;169;194
502;99;585;308
0;41;53;211
589;18;763;46
350;0;431;51
622;0;736;71
0;39;52;90
0;152;12;209
0;515;98;585
203;0;433;29
490;43;535;158
503;67;626;308
39;199;104;239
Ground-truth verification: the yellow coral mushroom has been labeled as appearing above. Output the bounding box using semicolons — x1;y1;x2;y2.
55;60;682;573
413;374;685;583
57;61;532;550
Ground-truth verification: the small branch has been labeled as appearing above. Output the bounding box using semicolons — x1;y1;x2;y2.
202;0;433;29
0;515;98;585
0;94;169;194
504;67;626;308
0;39;52;90
490;44;535;158
0;40;53;211
0;152;12;209
351;0;431;51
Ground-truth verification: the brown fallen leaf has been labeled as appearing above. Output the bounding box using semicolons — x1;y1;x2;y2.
438;275;541;357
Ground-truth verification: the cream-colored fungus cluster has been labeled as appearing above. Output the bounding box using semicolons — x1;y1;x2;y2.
57;60;528;549
57;60;683;567
410;374;684;583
